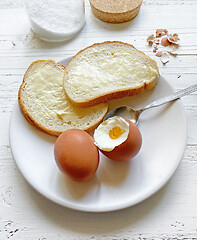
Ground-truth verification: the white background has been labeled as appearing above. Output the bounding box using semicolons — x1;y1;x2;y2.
0;0;197;239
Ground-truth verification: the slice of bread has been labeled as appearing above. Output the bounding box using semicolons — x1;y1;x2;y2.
18;60;108;136
63;41;159;107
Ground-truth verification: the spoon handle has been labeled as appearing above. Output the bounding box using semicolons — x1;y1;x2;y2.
144;83;197;110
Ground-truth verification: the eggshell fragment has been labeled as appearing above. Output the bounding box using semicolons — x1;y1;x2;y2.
154;38;160;45
161;37;171;46
156;29;166;37
153;44;158;49
155;51;163;57
163;29;168;34
153;44;158;53
172;33;179;41
147;34;154;46
167;45;178;55
148;40;154;46
167;33;180;44
160;52;170;64
156;29;163;37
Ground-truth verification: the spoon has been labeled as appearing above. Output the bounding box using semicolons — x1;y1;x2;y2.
104;83;197;125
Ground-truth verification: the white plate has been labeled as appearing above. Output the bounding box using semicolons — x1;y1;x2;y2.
9;57;187;212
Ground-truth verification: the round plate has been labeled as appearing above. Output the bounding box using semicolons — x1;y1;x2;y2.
9;58;187;212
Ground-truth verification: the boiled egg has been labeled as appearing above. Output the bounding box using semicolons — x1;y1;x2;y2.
54;129;99;182
94;116;142;162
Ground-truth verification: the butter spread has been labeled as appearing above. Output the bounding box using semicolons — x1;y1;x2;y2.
66;44;158;99
23;61;106;130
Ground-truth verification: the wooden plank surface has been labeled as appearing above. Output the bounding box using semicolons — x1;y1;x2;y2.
0;0;197;239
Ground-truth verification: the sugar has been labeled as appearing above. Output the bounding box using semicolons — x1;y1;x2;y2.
25;0;85;41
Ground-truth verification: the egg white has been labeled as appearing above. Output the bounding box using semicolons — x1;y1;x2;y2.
94;116;129;151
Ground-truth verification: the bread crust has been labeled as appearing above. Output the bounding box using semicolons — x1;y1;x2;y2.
64;41;159;107
18;59;108;136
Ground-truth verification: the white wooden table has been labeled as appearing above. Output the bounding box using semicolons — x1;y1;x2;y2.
0;0;197;239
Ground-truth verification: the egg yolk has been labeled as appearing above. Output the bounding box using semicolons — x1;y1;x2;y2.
109;126;124;139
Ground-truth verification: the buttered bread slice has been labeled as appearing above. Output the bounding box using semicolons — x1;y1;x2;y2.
64;41;159;107
18;60;108;136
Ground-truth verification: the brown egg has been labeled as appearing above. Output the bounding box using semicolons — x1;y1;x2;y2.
95;117;142;162
54;129;99;182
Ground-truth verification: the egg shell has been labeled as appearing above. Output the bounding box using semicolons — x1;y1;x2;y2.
54;129;99;182
101;118;142;162
161;37;171;47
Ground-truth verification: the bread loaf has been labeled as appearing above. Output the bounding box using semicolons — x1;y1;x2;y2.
18;60;108;136
63;41;159;107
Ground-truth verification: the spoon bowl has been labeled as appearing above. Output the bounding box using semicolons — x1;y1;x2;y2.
103;106;142;125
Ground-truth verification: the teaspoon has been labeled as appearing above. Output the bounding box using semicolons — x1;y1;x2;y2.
104;83;197;125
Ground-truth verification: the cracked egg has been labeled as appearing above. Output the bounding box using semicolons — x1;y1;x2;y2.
94;116;142;162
